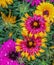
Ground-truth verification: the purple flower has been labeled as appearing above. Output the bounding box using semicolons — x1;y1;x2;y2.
0;39;24;65
26;0;46;6
50;0;54;2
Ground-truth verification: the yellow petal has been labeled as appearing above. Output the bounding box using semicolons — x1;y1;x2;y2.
16;46;21;52
20;23;25;26
29;33;33;37
27;56;30;61
25;13;30;18
42;38;47;43
21;17;26;21
21;52;25;57
39;32;47;37
34;10;42;15
39;49;45;53
36;52;41;56
31;55;35;60
22;28;28;36
41;43;47;48
34;34;38;38
44;32;47;37
46;27;50;32
16;39;22;44
39;32;44;37
25;52;29;57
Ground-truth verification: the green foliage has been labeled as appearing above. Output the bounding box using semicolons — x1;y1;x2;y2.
0;0;54;65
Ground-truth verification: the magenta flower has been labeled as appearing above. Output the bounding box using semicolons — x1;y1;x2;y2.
0;39;24;65
19;36;42;54
26;0;45;6
25;15;46;34
50;0;54;2
16;36;45;60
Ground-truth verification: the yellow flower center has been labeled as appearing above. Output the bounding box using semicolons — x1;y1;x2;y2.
33;22;38;27
27;40;35;48
28;41;33;47
32;21;40;29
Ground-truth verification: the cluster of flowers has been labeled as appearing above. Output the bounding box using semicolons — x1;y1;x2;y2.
0;0;54;65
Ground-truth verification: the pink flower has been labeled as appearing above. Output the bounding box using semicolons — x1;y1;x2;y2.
16;36;43;60
26;0;46;6
25;15;46;34
50;0;54;2
20;36;41;54
0;39;24;65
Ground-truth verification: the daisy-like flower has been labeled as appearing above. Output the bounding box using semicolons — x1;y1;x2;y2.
16;36;47;61
26;0;45;6
34;2;54;22
21;13;50;38
0;39;24;65
0;0;13;8
1;11;16;24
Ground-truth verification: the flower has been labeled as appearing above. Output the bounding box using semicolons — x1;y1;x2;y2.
16;36;47;61
34;2;54;22
21;13;50;38
50;0;54;3
1;10;16;24
26;0;45;6
0;0;13;8
0;39;24;65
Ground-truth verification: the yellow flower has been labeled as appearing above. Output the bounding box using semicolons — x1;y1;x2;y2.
1;11;16;24
34;2;54;22
0;0;13;8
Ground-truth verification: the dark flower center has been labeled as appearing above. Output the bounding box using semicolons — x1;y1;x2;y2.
27;39;35;48
9;51;18;60
31;20;40;29
43;10;49;16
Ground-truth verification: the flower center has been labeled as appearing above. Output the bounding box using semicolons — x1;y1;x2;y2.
43;10;49;16
9;51;18;60
33;22;38;27
27;40;35;48
31;21;40;29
